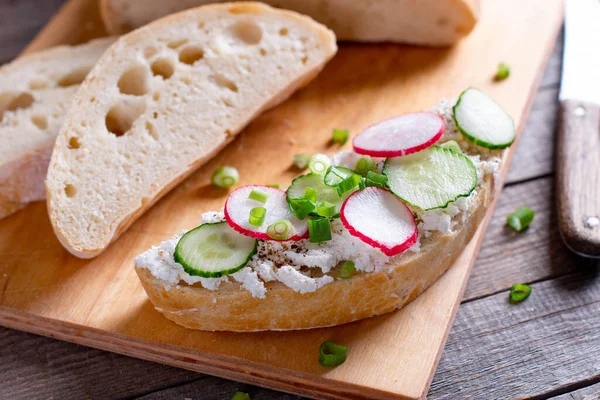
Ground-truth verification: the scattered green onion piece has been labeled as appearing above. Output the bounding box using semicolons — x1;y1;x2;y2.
232;392;251;400
354;156;377;177
337;261;355;279
308;217;332;243
439;140;462;153
365;171;387;188
324;166;354;186
318;341;348;366
267;184;280;189
249;207;266;227
336;173;363;196
304;187;318;203
293;153;311;169
496;62;510;81
506;206;534;232
248;188;269;204
332;128;349;145
289;198;315;220
308;154;331;175
509;284;531;303
316;201;335;218
266;219;295;240
211;166;239;188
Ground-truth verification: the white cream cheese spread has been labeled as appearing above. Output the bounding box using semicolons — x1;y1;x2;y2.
135;101;502;298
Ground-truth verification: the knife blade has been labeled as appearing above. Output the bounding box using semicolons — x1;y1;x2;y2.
557;0;600;257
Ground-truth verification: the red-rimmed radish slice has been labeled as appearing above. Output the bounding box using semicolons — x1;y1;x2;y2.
353;112;445;157
225;185;308;241
340;187;417;256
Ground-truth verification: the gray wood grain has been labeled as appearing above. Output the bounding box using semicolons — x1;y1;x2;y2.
0;0;66;64
464;175;596;301
430;270;600;400
550;383;600;400
0;326;199;400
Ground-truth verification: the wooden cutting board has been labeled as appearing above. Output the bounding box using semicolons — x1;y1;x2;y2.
0;0;562;399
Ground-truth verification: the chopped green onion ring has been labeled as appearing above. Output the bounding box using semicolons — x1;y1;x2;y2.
496;62;510;81
211;166;239;188
249;207;266;227
509;283;531;303
267;183;280;189
439;140;462;153
308;154;331;175
318;341;348;366
316;201;335;218
308;217;332;243
266;219;295;240
336;173;363;196
354;156;377;177
231;392;251;400
332;128;349;145
324;166;355;187
248;188;269;204
293;153;311;169
337;261;355;279
289;198;315;220
365;171;387;188
304;187;318;203
506;206;534;232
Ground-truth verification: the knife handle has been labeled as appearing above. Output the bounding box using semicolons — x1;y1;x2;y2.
556;99;600;258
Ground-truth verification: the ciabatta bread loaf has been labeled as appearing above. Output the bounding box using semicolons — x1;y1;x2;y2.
0;38;114;219
100;0;479;45
46;2;337;258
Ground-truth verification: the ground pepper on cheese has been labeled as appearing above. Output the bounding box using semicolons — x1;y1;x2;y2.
134;101;503;299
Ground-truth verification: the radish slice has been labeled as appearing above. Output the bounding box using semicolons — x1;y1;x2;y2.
225;185;308;241
353;112;445;157
340;187;417;256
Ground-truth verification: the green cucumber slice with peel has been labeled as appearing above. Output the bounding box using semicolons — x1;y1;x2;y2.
452;88;515;149
286;173;356;218
174;221;257;278
383;146;477;210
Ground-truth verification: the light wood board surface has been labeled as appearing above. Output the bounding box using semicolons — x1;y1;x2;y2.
0;0;563;399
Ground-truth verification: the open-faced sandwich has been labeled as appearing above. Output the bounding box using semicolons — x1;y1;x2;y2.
134;87;515;331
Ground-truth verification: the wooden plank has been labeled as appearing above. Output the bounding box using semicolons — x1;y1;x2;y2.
0;0;66;64
0;327;199;399
550;383;600;400
505;88;559;184
464;175;596;301
539;30;564;90
136;376;303;400
429;270;600;399
0;0;563;399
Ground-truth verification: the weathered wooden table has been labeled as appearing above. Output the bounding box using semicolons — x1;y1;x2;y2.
1;1;598;399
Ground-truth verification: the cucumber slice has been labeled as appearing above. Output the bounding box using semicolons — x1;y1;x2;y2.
453;88;515;149
174;222;257;278
286;173;355;218
383;146;477;210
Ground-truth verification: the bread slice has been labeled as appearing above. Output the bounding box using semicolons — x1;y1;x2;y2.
100;0;479;46
0;38;114;220
45;2;337;258
135;174;493;331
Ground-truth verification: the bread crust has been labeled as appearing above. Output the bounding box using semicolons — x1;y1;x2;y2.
135;175;493;331
100;0;480;45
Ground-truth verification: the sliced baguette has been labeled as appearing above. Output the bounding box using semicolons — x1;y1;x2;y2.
46;2;337;258
0;38;115;220
100;0;479;46
135;174;493;331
